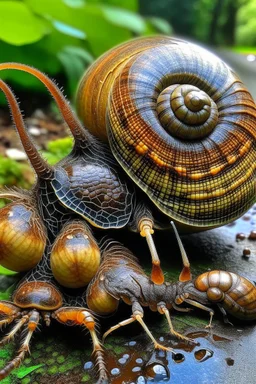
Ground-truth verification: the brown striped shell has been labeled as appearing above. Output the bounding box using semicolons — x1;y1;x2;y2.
77;36;256;230
194;270;256;319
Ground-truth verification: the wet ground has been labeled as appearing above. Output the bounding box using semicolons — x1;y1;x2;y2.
0;207;255;384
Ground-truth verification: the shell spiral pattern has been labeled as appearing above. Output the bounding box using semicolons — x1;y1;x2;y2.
77;36;256;230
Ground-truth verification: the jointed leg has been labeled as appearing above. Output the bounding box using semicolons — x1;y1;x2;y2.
0;315;29;347
183;298;214;328
0;310;39;380
53;307;108;383
139;218;164;285
0;301;21;329
103;301;171;352
170;222;192;282
157;303;195;343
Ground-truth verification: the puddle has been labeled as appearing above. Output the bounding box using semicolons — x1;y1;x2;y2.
83;330;236;383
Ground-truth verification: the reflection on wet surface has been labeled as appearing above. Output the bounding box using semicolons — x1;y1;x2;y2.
84;331;233;383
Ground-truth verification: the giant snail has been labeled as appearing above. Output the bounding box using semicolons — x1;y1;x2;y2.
0;36;255;284
0;36;255;382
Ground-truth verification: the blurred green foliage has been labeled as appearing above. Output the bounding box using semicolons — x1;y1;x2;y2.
0;155;32;189
0;137;73;190
140;0;256;47
42;136;73;164
0;0;171;102
237;0;256;45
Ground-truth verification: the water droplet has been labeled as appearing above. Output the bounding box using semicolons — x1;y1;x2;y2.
132;366;142;372
194;348;213;362
128;341;137;346
136;358;143;365
159;336;164;342
122;353;130;360
111;367;120;376
118;357;127;365
84;361;94;370
137;377;146;384
145;363;169;381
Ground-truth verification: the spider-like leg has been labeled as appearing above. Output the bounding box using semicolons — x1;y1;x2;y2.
53;307;108;384
170;221;192;282
0;310;40;379
157;302;196;343
0;315;29;347
103;301;171;352
0;301;21;328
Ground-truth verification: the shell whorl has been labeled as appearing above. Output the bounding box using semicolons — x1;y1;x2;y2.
157;84;218;139
77;36;256;229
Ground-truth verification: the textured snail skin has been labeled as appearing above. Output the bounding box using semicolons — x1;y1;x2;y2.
77;36;256;231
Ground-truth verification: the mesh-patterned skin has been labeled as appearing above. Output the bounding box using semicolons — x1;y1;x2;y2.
77;36;256;231
0;64;134;233
87;244;256;321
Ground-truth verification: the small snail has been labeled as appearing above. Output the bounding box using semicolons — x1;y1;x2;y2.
77;36;256;232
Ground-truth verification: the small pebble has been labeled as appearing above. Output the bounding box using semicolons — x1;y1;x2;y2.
111;367;120;376
28;127;41;136
135;358;143;365
128;341;136;346
243;248;251;258
225;357;234;366
248;230;256;240
236;233;246;241
6;148;27;160
122;354;130;360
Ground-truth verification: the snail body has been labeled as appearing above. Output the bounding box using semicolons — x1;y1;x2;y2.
77;36;256;231
50;220;101;288
0;191;46;272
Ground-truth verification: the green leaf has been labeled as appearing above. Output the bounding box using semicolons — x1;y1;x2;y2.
0;284;16;300
17;364;44;379
58;46;94;94
147;17;173;35
87;0;138;12
102;6;146;34
0;266;17;276
26;0;132;56
0;1;49;45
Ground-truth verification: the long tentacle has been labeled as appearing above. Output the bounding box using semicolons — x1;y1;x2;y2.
0;79;53;179
0;63;92;148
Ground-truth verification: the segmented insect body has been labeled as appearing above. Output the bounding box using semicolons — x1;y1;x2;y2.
86;243;256;350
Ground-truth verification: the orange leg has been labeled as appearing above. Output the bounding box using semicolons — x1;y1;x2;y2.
139;218;165;285
0;310;39;380
0;301;21;329
170;222;192;282
53;307;108;383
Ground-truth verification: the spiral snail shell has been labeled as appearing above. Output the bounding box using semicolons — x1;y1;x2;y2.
77;36;256;230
